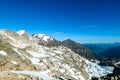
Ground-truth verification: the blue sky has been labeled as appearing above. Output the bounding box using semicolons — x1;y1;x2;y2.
0;0;120;43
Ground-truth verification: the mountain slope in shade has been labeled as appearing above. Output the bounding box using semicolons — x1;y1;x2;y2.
99;46;120;58
83;43;120;59
0;30;113;80
62;39;97;60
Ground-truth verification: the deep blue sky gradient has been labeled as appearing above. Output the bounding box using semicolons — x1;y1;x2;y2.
0;0;120;43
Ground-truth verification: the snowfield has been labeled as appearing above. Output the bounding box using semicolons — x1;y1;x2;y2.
30;58;40;65
33;34;54;42
86;62;114;79
17;30;26;35
11;70;57;80
11;61;17;64
0;51;7;56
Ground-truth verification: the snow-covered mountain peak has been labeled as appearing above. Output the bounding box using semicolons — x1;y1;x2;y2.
33;34;54;42
17;30;26;35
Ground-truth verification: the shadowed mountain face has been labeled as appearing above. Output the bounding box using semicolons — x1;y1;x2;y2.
62;39;97;60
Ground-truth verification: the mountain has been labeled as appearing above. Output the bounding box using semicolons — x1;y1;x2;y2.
83;43;112;54
0;29;113;80
62;39;97;60
33;34;54;42
99;46;120;58
32;34;60;47
83;43;120;59
32;35;96;60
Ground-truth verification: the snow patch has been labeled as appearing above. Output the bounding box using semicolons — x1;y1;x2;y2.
11;70;57;80
30;58;40;65
114;61;120;67
33;34;54;42
78;75;85;80
86;62;113;78
27;50;41;57
101;66;114;72
43;35;53;41
34;34;45;38
53;50;63;54
11;61;17;64
60;69;65;73
63;64;85;80
17;30;26;35
0;51;7;56
27;50;49;58
13;48;25;59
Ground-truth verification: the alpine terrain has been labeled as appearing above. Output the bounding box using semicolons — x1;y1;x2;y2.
0;29;114;80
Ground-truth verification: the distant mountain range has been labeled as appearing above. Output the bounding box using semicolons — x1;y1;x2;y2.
83;43;120;59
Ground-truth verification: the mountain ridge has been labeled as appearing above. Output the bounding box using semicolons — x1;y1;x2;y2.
0;29;113;80
62;39;97;60
83;43;120;59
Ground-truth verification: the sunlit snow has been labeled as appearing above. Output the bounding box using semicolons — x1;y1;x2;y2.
86;62;113;78
0;51;7;56
11;61;17;64
17;30;26;35
11;70;57;80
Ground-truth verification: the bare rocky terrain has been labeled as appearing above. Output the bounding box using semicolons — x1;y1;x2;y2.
0;30;114;80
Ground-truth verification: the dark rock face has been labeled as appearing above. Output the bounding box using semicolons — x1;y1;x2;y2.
62;39;97;60
91;77;99;80
113;64;120;76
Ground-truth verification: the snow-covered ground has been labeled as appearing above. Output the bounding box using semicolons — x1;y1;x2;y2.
0;51;7;56
17;30;26;35
11;70;57;80
101;66;114;72
33;34;54;42
86;62;114;79
11;61;17;64
30;58;40;65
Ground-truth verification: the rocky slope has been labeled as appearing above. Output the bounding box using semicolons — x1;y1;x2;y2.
32;33;60;47
62;39;97;60
0;30;113;80
33;35;96;60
